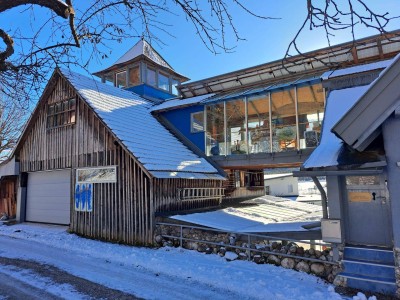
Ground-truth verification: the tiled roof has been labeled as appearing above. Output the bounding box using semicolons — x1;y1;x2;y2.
60;69;224;180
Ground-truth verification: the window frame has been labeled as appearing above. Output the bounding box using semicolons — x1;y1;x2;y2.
190;111;205;133
115;70;127;88
47;97;76;129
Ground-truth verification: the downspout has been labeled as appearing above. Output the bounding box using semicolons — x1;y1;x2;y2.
311;176;328;219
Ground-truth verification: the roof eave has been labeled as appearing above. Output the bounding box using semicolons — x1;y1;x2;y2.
332;54;400;151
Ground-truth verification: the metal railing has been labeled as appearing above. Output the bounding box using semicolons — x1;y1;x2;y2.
157;222;339;265
178;188;225;203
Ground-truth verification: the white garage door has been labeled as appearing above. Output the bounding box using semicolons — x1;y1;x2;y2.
26;170;71;225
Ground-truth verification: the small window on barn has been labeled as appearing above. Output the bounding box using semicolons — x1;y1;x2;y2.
116;71;127;88
191;111;204;133
158;72;169;91
76;166;117;183
147;68;156;87
128;66;140;86
47;98;76;129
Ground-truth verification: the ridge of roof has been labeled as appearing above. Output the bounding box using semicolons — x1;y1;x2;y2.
114;39;174;70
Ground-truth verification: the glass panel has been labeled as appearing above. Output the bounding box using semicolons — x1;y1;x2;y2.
77;167;117;183
226;99;246;155
247;94;271;153
48;104;54;115
158;72;169;91
171;78;179;95
191;111;204;133
346;176;380;186
115;71;127;88
69;98;76;110
206;104;226;156
147;68;156;86
297;83;325;149
129;66;140;86
55;102;62;113
69;111;76;123
58;113;64;126
271;88;297;152
63;100;69;110
47;116;53;127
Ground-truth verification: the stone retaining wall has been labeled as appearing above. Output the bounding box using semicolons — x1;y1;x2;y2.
155;224;342;283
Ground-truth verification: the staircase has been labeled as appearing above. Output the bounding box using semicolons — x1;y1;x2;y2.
337;246;396;296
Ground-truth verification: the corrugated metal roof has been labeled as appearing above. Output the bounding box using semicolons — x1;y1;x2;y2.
150;94;215;112
202;76;321;105
60;69;222;179
321;59;392;79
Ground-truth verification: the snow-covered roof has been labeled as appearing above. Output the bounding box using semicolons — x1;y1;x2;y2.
321;59;392;80
150;94;215;112
332;53;400;151
303;85;371;169
60;69;224;179
171;195;322;233
114;39;173;70
264;173;293;180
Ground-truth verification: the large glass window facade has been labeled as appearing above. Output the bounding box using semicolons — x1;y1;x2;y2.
206;104;226;156
205;81;325;156
271;89;297;152
226;99;246;155
247;94;270;153
297;83;325;149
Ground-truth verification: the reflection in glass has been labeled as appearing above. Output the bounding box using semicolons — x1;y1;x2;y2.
116;71;127;88
206;104;225;156
271;89;297;152
191;111;204;133
147;68;156;86
247;94;271;153
297;84;325;149
226;99;246;155
158;72;169;91
171;79;179;95
129;66;140;86
77;167;117;183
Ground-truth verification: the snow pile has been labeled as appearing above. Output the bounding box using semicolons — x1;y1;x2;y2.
0;223;350;300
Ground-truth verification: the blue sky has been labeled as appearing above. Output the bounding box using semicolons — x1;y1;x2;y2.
2;1;400;84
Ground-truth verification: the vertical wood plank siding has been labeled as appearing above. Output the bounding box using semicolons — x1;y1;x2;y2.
153;178;222;212
18;76;223;245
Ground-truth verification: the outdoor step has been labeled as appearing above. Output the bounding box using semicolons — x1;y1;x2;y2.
344;246;394;265
341;259;395;282
338;272;397;296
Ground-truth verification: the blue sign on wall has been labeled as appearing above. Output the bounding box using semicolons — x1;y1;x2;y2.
75;183;93;212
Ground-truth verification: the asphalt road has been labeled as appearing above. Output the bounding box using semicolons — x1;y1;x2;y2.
0;257;140;300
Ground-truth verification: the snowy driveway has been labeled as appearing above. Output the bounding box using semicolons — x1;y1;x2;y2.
0;223;348;300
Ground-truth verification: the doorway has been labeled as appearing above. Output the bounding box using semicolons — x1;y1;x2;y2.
344;175;392;247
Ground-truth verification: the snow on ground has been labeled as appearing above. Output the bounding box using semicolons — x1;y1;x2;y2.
0;223;353;300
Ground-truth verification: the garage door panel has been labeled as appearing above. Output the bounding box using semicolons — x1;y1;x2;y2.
26;170;71;225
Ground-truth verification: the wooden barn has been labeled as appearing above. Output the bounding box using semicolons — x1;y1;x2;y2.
12;68;225;245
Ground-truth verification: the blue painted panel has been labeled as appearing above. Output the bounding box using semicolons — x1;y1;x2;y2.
126;84;175;101
161;105;205;152
75;183;93;212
